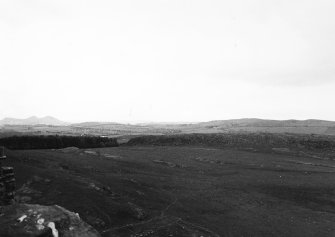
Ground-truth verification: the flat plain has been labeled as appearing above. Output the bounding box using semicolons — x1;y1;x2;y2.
5;146;335;237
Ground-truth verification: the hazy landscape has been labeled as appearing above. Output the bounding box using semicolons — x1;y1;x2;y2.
1;116;335;236
1;116;335;139
1;0;335;236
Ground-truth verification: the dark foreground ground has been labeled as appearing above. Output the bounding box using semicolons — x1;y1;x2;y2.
4;146;335;237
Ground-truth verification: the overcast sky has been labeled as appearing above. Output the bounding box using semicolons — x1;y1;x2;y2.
0;0;334;123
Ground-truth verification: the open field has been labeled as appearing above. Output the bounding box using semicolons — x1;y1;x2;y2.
4;146;335;236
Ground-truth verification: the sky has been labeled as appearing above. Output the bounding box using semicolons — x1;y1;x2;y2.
0;0;335;123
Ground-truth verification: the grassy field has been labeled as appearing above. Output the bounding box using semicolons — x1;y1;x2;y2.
4;146;335;237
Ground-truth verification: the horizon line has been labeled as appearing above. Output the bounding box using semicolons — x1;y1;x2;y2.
1;116;334;125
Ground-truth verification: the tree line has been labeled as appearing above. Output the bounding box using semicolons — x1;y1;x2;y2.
0;135;118;150
127;133;335;151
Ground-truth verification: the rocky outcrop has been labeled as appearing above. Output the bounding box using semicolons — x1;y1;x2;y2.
0;204;101;237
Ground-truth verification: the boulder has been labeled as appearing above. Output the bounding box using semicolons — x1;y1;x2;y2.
0;204;101;237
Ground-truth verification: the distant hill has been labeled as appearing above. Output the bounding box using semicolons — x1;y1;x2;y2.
197;119;335;128
169;118;335;135
67;118;335;136
71;122;122;127
1;117;335;136
0;116;68;126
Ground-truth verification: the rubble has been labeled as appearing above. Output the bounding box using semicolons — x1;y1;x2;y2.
0;204;101;237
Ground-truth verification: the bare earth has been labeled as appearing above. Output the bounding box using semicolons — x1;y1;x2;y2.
5;146;335;237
